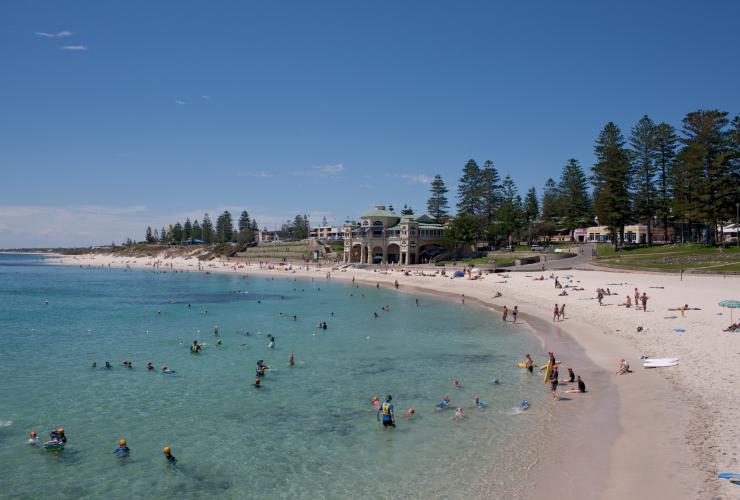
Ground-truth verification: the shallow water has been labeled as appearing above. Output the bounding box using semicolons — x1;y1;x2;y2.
0;254;552;499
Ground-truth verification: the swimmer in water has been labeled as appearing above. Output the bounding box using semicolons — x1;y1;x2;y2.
453;407;464;420
371;396;380;411
105;361;112;369
519;400;530;411
163;447;177;464
453;379;461;389
254;377;261;388
161;365;175;374
403;408;416;417
474;396;486;408
289;352;294;366
146;361;154;370
436;396;451;410
191;340;202;353
114;439;130;458
28;431;39;446
91;361;96;368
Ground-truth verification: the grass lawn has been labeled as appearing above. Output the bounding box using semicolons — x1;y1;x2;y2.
595;243;740;271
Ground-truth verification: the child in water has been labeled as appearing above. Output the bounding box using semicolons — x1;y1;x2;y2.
163;447;177;464
453;407;464;420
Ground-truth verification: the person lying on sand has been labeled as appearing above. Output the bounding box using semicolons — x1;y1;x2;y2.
723;323;739;332
616;359;632;375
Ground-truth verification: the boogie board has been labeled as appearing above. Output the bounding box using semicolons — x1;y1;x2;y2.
543;360;553;383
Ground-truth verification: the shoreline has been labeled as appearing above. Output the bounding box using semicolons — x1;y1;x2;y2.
47;253;737;498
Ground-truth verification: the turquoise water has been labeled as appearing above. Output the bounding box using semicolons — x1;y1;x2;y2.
0;254;551;499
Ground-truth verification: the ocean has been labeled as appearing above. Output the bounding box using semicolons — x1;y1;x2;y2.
0;253;551;499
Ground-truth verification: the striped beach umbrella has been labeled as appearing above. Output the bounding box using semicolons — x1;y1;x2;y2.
719;300;740;323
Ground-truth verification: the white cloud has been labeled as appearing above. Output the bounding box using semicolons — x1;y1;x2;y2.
35;31;72;38
59;45;88;51
294;163;345;177
237;170;273;178
175;100;187;105
201;95;210;100
400;173;432;185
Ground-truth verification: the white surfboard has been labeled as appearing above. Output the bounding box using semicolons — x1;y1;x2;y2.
644;358;678;363
643;360;678;368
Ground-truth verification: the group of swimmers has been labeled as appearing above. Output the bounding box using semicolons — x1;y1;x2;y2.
28;429;178;464
91;360;175;374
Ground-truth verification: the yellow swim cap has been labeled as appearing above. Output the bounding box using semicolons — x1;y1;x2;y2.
163;447;171;454
119;439;127;446
58;428;65;433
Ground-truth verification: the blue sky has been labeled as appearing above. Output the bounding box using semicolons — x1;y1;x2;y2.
1;1;738;247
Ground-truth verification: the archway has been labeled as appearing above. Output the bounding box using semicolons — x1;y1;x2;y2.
386;243;400;264
372;246;384;264
350;244;362;263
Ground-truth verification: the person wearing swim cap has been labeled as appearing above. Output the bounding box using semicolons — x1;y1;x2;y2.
27;431;39;446
49;428;66;444
163;446;177;464
114;438;130;457
377;395;395;428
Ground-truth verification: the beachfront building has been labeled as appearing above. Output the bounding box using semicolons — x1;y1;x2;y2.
342;206;447;264
309;225;341;241
583;225;649;244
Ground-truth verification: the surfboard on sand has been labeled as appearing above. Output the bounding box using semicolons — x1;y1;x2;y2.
643;359;678;368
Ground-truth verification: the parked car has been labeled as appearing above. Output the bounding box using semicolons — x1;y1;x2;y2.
530;244;545;252
503;245;514;252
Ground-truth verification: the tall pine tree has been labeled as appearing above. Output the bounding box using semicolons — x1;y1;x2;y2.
557;159;592;236
654;123;678;241
523;187;539;244
479;160;501;224
427;174;449;220
629;115;658;245
201;213;214;244
592;122;632;250
183;218;193;242
457;159;482;216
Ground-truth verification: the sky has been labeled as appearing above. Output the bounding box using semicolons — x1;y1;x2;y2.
1;0;738;247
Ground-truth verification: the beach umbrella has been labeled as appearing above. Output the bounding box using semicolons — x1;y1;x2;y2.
719;300;740;322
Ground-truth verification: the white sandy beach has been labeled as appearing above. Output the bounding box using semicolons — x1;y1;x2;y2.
53;253;739;498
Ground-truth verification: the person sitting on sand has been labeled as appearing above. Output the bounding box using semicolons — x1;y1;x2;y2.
620;295;632;308
723;322;739;332
565;375;587;393
565;367;575;383
558;290;568;296
494;291;502;298
616;359;632;375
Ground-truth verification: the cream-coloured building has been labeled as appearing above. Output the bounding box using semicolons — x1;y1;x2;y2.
309;226;341;241
342;206;447;264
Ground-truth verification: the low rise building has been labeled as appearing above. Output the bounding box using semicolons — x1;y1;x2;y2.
342;206;447;264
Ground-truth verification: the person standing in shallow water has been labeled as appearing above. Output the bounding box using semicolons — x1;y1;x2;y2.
377;395;395;428
502;306;508;323
512;306;518;324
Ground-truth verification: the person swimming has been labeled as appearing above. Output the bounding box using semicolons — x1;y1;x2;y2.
254;377;261;388
146;361;154;370
453;407;464;420
519;400;530;411
191;340;202;353
436;396;451;410
474;396;486;408
105;361;112;369
163;447;177;464
49;428;66;444
91;361;97;368
403;408;416;417
453;379;461;389
27;431;39;446
114;439;130;458
289;352;294;367
161;365;175;374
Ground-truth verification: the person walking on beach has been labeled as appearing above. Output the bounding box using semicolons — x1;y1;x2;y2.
553;304;559;322
503;306;508;323
597;289;604;306
640;292;648;312
634;288;640;310
559;304;566;320
550;366;560;400
512;306;518;324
